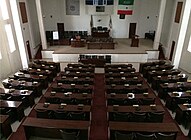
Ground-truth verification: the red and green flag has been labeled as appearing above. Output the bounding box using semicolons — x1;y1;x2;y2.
117;0;134;15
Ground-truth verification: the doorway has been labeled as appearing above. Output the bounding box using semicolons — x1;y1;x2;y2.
169;41;175;61
129;23;137;38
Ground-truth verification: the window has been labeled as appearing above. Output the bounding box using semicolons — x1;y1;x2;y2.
0;0;9;20
188;35;191;53
5;24;16;53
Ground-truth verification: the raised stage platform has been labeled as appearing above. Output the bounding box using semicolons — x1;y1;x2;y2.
42;38;159;64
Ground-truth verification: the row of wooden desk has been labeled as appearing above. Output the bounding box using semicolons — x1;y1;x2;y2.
0;60;61;138
22;117;179;139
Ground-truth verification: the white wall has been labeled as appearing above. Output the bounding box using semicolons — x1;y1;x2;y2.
165;0;184;60
40;0;160;38
27;0;41;56
179;12;191;73
160;0;175;55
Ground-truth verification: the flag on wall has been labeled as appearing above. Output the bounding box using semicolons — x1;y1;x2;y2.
117;0;134;15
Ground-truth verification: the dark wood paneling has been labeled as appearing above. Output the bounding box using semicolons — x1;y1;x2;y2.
174;2;183;23
19;2;28;23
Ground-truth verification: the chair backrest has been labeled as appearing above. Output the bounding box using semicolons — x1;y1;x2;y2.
141;98;155;105
155;132;176;140
147;111;164;122
74;98;91;105
54;110;68;120
35;109;50;119
130;112;146;122
60;129;79;140
45;97;60;104
115;131;134;140
68;112;86;120
135;132;156;140
113;112;130;122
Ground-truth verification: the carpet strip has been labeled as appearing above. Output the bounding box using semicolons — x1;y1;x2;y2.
89;74;108;140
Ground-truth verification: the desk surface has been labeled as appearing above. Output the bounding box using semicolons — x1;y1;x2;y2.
109;122;179;132
44;91;92;99
0;115;9;123
0;88;33;96
0;100;22;108
107;93;155;99
108;105;164;113
23;117;90;129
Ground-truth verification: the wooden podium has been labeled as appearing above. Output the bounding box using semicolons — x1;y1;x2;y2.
131;35;139;47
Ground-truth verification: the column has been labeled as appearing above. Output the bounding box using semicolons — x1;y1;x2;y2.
153;0;167;49
35;0;47;49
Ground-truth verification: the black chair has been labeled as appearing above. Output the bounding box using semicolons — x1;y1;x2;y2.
147;111;164;122
60;98;75;105
109;98;126;106
182;111;191;129
60;129;80;140
68;112;86;120
113;112;130;122
135;132;156;140
35;109;51;119
129;112;147;122
155;132;176;140
53;110;69;120
115;131;134;140
140;98;155;105
74;98;91;105
45;97;60;104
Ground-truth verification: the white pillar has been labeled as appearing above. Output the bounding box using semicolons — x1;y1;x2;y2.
153;0;166;49
35;0;47;49
173;0;191;68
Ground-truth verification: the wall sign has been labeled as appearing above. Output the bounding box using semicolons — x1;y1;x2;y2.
66;0;80;15
117;0;134;15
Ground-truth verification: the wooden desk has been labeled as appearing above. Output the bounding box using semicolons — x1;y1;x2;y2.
131;35;139;47
105;77;143;85
0;115;12;138
71;39;85;47
65;67;94;73
87;42;115;49
23;117;89;139
14;72;48;89
105;64;133;68
108;105;164;113
2;79;42;97
105;72;139;78
0;100;24;121
44;91;92;100
107;93;155;103
109;121;179;140
33;59;60;72
147;69;181;83
152;74;187;90
105;67;136;73
20;68;53;82
158;82;191;99
175;104;191;125
91;31;109;38
139;61;165;73
166;91;191;110
142;64;174;78
67;63;95;68
56;76;94;85
60;71;94;78
106;84;148;94
0;88;34;107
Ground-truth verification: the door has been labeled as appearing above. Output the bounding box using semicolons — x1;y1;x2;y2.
129;23;136;38
169;41;175;61
57;23;64;39
26;41;32;60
